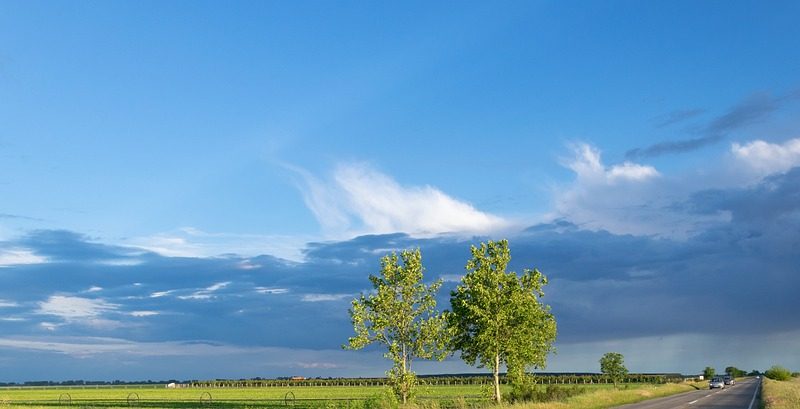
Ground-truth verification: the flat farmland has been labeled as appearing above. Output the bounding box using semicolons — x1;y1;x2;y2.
0;382;705;409
0;385;483;408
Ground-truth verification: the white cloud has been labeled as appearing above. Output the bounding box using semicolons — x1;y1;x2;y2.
297;362;341;369
440;274;463;283
553;143;722;237
732;138;800;176
176;282;231;301
85;286;103;293
0;248;47;267
205;282;230;292
292;163;508;236
36;296;124;329
565;143;659;184
36;296;119;320
130;311;159;317
300;293;351;302
237;260;262;270
39;322;59;331
150;290;174;298
177;294;212;300
0;299;19;308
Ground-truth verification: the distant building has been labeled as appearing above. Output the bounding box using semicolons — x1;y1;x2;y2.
290;376;306;381
166;382;177;388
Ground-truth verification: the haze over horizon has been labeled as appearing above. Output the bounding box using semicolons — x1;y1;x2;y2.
1;1;799;382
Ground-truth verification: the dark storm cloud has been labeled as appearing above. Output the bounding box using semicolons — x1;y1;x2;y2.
16;230;148;263
1;170;798;368
627;91;799;159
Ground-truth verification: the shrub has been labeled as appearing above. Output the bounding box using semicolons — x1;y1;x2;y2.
506;382;586;403
765;366;792;381
364;389;399;409
791;372;799;378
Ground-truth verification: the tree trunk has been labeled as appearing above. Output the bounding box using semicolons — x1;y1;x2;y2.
401;345;408;404
493;353;502;403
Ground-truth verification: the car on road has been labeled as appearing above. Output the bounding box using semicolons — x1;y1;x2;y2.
723;375;735;385
709;377;725;389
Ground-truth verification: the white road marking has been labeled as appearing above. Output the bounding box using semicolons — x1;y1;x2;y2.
747;379;760;409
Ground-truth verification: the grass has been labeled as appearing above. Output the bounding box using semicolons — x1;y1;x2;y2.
761;377;800;409
0;385;478;409
495;381;706;409
0;382;706;409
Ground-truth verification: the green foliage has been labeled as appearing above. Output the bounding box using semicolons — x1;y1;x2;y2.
363;389;399;409
765;366;793;381
345;249;448;404
792;372;800;378
703;367;715;379
725;366;746;378
600;352;629;389
506;381;586;403
447;239;557;403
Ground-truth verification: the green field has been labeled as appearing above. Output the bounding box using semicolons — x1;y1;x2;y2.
0;382;705;409
1;385;479;409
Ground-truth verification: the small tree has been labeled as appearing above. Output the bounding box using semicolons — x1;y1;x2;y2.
725;366;745;378
600;352;628;389
448;239;557;403
764;365;792;381
703;367;716;379
344;249;448;404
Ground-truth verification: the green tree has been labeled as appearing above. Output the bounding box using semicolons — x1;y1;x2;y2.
344;249;448;404
448;239;557;403
703;367;716;379
764;365;792;381
600;352;628;389
725;366;745;378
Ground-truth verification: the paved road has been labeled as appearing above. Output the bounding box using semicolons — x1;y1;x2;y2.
614;377;760;409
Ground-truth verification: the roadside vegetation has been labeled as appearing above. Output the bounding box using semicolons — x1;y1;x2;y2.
761;375;800;409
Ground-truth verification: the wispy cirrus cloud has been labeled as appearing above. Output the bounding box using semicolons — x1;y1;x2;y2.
176;282;231;300
290;162;508;237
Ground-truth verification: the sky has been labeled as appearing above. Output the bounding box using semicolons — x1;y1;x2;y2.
1;1;799;382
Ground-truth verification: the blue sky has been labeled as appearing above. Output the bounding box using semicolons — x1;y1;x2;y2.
1;1;800;381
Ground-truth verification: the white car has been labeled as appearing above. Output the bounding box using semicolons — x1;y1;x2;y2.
709;377;725;389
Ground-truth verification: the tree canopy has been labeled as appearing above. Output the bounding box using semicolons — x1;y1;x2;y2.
599;352;628;389
448;239;557;403
344;249;448;403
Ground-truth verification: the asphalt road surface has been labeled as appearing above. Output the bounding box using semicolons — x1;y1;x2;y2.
614;377;761;409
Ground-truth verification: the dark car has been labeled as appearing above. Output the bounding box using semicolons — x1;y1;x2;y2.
723;375;735;386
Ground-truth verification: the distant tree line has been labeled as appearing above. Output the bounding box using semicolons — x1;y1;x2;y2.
185;373;685;389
